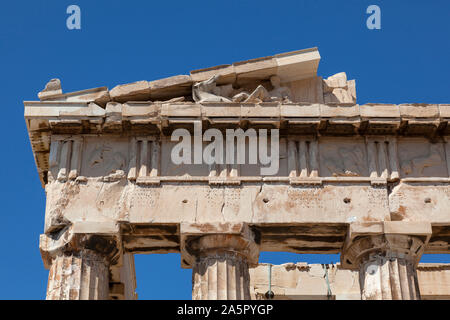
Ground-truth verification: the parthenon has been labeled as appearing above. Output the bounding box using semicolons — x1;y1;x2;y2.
24;48;450;300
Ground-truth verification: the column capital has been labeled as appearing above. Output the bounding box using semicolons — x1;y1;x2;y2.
180;222;260;269
341;221;432;270
39;224;121;269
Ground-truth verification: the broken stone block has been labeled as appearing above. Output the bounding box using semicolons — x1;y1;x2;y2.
110;81;151;103
347;79;356;102
38;78;63;100
323;72;356;103
44;87;111;108
105;102;123;123
149;75;192;101
324;88;354;104
323;72;347;92
190;65;236;85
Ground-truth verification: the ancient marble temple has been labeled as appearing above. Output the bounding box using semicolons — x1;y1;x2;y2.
24;48;450;300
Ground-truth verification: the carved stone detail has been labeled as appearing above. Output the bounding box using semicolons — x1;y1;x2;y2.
288;137;319;179
192;75;292;104
88;143;127;176
398;140;447;178
40;228;120;300
79;137;130;179
366;137;400;181
232;76;292;103
359;251;420;300
46;250;110;300
181;223;259;300
323;72;356;104
128;137;161;184
320;140;367;177
343;234;426;300
192;75;233;103
39;78;63;100
192;252;251;300
49;136;83;182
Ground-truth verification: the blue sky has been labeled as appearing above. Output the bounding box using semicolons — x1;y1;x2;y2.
0;0;449;300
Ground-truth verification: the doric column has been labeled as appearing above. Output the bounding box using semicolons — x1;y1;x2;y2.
40;228;120;300
341;222;431;300
191;236;253;300
46;249;110;300
353;235;423;300
181;223;259;300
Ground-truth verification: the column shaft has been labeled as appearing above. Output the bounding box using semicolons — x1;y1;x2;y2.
342;229;429;300
192;253;250;300
46;251;110;300
359;254;420;300
181;223;259;301
360;255;420;300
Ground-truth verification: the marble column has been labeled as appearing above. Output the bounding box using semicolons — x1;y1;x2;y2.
40;231;119;300
46;250;110;300
359;251;420;300
343;233;426;300
181;223;259;300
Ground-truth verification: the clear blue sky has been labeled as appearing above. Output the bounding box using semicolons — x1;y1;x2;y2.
0;0;449;300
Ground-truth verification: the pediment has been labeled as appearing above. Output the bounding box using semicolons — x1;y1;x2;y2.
35;47;356;105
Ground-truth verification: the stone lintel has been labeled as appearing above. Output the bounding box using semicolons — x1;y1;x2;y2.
346;221;432;240
25;101;448;126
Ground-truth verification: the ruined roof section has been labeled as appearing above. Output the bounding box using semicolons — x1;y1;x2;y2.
191;47;320;85
37;47;321;105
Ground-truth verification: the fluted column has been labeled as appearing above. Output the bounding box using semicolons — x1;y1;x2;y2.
192;252;250;300
46;250;110;300
359;252;420;300
181;223;259;300
40;230;119;300
342;223;431;300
